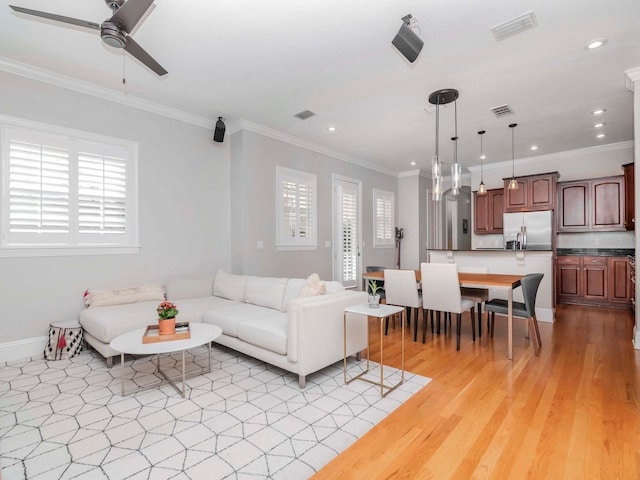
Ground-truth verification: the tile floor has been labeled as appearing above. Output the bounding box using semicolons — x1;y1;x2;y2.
0;345;430;479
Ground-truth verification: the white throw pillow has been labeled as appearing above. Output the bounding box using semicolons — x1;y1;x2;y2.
282;278;306;313
213;270;248;302
244;276;289;311
299;273;326;297
85;284;165;308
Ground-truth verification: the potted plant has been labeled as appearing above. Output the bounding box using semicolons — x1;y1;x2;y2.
367;280;381;308
157;301;179;335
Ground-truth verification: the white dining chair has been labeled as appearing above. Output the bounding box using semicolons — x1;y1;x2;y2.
384;269;423;342
458;265;491;338
420;263;475;350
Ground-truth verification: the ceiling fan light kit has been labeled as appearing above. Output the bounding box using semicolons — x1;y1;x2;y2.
9;0;168;76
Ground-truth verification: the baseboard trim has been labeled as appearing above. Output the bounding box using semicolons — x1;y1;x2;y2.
0;336;47;363
536;307;554;323
633;324;640;350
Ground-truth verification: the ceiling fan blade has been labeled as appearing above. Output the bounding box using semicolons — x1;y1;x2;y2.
109;0;154;34
123;36;167;76
9;5;100;30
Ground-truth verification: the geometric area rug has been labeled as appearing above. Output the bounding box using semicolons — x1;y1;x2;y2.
0;345;431;480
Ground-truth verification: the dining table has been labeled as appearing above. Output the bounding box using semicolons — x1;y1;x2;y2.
361;270;524;360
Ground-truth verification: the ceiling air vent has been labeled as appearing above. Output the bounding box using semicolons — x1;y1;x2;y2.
294;109;316;120
491;11;537;41
489;104;514;118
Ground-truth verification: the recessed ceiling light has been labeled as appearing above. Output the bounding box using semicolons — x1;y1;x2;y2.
410;161;417;166
530;145;539;151
328;126;336;132
597;133;606;138
586;39;607;50
594;123;606;128
592;108;606;115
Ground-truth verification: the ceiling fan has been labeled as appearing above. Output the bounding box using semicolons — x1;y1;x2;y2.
9;0;167;76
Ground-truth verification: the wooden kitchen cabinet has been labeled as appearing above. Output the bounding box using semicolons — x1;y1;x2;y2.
557;176;625;232
555;256;631;308
473;188;504;234
608;256;632;305
557;182;588;231
504;172;558;213
622;163;634;230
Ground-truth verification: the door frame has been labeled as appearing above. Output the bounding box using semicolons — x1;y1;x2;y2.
332;174;362;289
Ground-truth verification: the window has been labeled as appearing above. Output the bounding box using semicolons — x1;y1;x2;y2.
373;189;394;248
1;118;138;257
276;166;317;250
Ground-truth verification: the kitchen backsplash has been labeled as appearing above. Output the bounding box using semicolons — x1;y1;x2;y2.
556;231;635;249
472;231;635;250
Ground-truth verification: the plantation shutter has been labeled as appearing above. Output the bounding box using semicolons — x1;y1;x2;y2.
339;182;359;287
78;151;127;234
276;167;317;249
5;132;70;245
373;189;395;247
1;124;136;253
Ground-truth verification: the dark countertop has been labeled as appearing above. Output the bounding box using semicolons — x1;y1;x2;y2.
556;248;635;257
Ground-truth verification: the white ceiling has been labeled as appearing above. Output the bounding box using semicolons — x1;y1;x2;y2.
1;0;639;174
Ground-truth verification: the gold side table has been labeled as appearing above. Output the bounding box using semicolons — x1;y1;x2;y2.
343;303;406;397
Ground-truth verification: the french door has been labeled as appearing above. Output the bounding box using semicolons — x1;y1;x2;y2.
333;176;362;288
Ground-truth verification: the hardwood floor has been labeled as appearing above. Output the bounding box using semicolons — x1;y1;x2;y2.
312;305;640;479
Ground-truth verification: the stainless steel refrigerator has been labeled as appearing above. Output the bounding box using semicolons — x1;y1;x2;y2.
503;210;553;250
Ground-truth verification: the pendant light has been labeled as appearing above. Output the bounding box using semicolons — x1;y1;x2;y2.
451;99;461;195
477;130;487;195
428;88;459;201
508;123;519;190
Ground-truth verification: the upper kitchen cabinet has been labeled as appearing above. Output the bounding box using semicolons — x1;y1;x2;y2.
473;188;504;235
557;176;625;232
504;172;558;213
622;163;634;230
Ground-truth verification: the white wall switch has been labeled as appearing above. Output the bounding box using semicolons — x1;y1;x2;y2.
324;240;331;248
257;240;264;249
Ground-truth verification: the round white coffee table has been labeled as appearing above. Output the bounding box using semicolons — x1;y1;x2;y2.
110;323;222;398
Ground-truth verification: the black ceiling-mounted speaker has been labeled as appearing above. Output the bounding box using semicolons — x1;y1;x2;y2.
213;117;225;143
392;15;423;63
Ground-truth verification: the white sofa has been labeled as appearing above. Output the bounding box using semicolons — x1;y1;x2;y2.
79;271;368;387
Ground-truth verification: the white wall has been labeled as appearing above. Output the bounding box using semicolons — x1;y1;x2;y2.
229;129;397;280
0;71;231;344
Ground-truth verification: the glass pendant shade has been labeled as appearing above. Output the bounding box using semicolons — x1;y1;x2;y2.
477;130;487;195
428;88;459;202
451;162;461;195
508;123;519;190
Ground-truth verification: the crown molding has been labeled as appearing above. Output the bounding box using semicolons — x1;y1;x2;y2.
235;119;398;177
625;66;640;92
0;56;214;129
466;141;634;173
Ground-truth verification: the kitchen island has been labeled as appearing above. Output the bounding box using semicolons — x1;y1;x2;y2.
427;249;554;322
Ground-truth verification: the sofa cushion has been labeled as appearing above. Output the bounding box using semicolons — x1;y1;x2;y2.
80;301;160;343
170;296;235;324
282;279;306;312
214;270;247;302
165;276;214;300
245;276;288;311
324;281;345;294
202;303;282;338
237;315;288;355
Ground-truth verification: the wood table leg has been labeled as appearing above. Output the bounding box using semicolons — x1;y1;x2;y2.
508;288;514;360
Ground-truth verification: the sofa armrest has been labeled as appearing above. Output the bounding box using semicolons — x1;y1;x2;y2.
286;291;368;375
